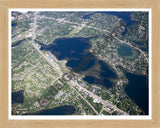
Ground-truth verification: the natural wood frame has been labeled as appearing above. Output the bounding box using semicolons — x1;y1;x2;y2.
0;0;160;128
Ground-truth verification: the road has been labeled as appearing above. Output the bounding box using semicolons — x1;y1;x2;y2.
32;12;39;42
70;85;99;115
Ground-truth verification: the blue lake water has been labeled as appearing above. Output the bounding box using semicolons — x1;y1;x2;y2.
23;105;76;115
124;73;149;115
38;37;117;88
12;90;24;104
117;44;133;57
40;37;92;60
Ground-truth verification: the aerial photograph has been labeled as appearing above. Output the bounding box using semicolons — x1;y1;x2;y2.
11;10;149;117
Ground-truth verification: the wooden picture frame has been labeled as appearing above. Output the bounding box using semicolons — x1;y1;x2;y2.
0;0;160;127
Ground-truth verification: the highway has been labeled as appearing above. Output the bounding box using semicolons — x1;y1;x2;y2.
69;85;99;115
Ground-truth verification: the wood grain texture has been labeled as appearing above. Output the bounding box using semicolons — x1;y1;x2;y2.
0;0;160;127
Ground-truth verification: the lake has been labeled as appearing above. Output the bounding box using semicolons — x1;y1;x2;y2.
117;44;133;57
38;37;117;88
23;105;76;115
124;73;149;115
12;90;24;104
117;44;138;60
